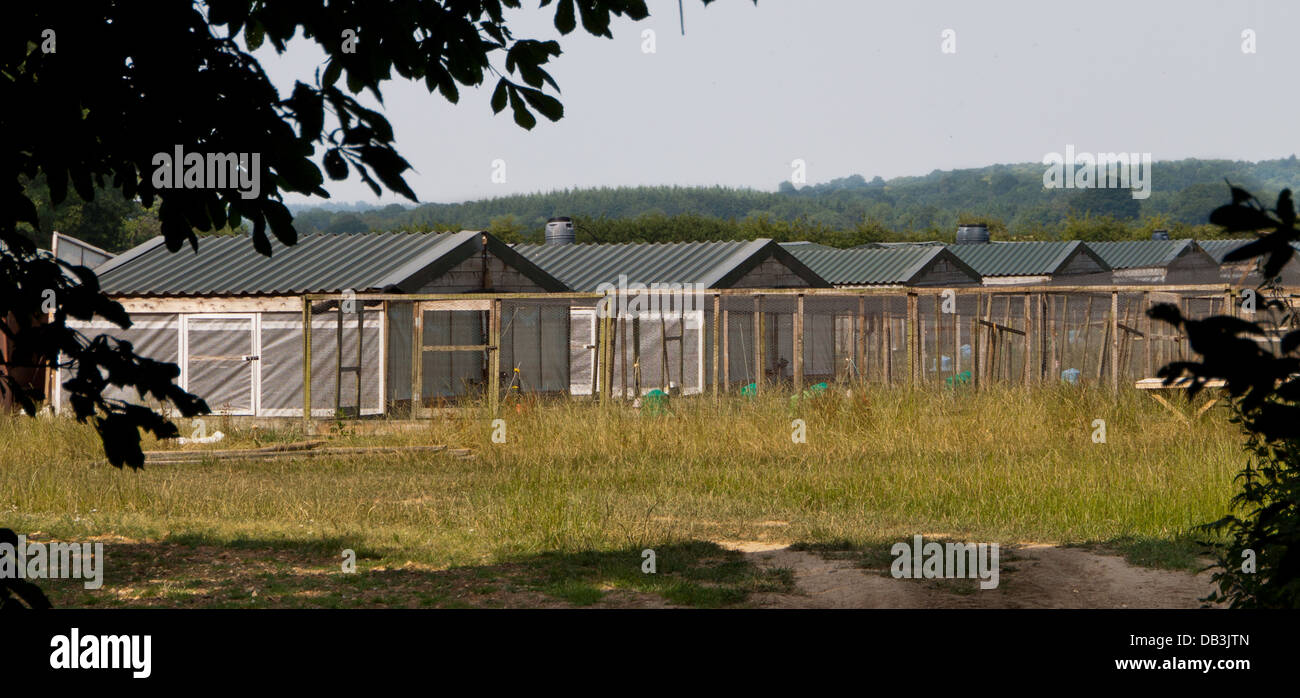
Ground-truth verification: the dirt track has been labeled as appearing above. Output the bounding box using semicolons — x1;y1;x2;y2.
721;541;1221;609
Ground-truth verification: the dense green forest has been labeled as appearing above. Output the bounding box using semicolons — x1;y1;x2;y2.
23;157;1300;253
288;156;1300;245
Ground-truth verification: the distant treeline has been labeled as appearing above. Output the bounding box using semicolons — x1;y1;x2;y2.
290;157;1300;245
22;157;1300;253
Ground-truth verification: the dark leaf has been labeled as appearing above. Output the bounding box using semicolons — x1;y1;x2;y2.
521;88;564;122
507;87;537;130
490;79;509;114
1278;189;1295;227
322;59;343;88
323;149;348;180
1209;204;1277;233
554;0;577;34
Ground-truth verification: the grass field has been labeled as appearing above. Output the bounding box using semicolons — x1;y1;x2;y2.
0;384;1245;608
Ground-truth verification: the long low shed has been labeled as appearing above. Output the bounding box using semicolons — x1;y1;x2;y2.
59;231;570;417
515;238;834;395
45;229;1291;418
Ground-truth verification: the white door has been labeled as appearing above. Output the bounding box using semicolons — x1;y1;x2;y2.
181;314;260;415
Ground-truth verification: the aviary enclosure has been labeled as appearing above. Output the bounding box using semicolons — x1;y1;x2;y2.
279;284;1288;419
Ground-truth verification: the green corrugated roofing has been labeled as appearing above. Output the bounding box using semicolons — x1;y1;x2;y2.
947;240;1107;277
778;241;839;253
851;241;945;250
783;244;977;286
1087;239;1204;269
1198;239;1256;263
1199;238;1300;264
95;231;567;296
514;239;828;291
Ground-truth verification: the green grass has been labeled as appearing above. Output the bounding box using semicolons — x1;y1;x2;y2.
1068;535;1212;573
515;542;795;607
0;383;1245;607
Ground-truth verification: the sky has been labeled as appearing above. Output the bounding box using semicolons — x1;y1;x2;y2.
253;0;1299;207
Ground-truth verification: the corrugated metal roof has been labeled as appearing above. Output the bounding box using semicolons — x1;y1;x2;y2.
96;231;515;296
852;241;946;249
515;239;826;291
1088;239;1202;269
947;240;1105;277
778;241;839;253
783;244;973;285
1200;238;1300;265
1198;239;1255;264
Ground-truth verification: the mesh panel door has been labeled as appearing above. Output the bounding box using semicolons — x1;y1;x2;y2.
184;315;257;415
422;309;487;398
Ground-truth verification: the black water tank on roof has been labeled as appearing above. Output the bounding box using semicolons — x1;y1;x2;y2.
955;223;990;244
545;216;575;245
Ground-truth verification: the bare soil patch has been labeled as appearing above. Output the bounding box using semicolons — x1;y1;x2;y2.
723;541;1221;609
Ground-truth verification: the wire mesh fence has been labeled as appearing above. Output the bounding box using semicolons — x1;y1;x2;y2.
59;285;1294;419
292;286;1300;416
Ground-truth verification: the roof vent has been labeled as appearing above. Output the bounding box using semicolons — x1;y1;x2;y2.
545;217;575;245
1151;230;1170;241
955;223;990;245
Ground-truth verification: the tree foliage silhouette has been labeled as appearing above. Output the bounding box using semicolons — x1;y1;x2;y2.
1149;183;1300;607
2;1;739;467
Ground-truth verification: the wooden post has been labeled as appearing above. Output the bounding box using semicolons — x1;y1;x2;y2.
1177;295;1187;361
677;309;685;394
1037;294;1047;381
593;308;605;397
1094;320;1108;383
1118;297;1135;379
302;296;312;423
873;314;882;383
906;293;919;385
1060;294;1069;376
489;298;501;414
632;312;641;397
883;308;893;385
977;294;990;383
1022;293;1033;385
721;309;729;393
919;314;927;383
970;311;980;387
1110;291;1120;393
604;309;616;403
993;298;1003;382
1081;295;1095;380
932;294;942;381
355;303;364;415
1046;295;1056;381
1001;296;1013;380
595;305;606;403
659;314;669;393
857;296;866;384
597;307;607;402
753;295;763;393
335;301;343;414
411;303;423;417
1143;291;1153;377
624;306;634;397
608;309;618;401
953;296;961;377
793;294;805;392
712;294;721;399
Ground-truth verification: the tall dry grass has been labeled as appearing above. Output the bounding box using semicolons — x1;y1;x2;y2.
0;384;1244;568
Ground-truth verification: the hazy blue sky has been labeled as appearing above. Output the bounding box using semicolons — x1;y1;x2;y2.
254;0;1298;206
